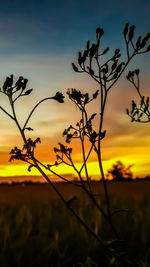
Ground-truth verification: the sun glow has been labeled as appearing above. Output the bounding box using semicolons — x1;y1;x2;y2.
0;149;149;182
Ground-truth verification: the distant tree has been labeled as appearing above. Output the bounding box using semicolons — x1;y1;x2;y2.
107;161;133;181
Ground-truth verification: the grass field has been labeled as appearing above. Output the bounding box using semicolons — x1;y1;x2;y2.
0;181;149;266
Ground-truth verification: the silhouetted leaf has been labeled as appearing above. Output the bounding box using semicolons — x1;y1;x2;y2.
90;131;97;142
100;130;106;140
89;113;97;121
86;40;90;50
67;195;77;205
112;72;118;79
128;25;135;41
54;147;59;153
25;127;34;131
102;47;109;54
115;49;120;55
147;45;150;52
144;105;148;113
123;23;129;36
140;96;145;107
3;77;10;92
78;52;82;65
24;89;33;95
135;69;140;76
15;76;23;86
116;62;125;73
28;164;34;172
133;111;138;117
146;97;149;105
140;33;150;49
87;67;94;75
82;50;87;62
102;64;108;74
22;79;28;90
111;60;118;71
92;90;99;99
72;63;79;72
90;44;97;58
139;113;143;118
96;27;104;37
136;36;141;49
63;129;68;136
34;137;41;144
84;93;89;104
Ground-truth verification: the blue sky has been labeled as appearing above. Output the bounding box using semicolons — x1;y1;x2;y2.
0;0;150;178
0;0;149;95
0;0;149;55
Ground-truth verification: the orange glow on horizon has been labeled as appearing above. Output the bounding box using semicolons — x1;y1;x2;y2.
0;151;150;181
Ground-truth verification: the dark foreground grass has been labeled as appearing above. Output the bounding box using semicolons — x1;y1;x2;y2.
0;181;149;266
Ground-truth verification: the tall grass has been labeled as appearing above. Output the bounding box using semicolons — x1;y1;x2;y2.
0;189;149;266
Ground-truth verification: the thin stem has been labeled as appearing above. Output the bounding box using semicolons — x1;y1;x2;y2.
81;109;92;192
107;54;135;92
124;37;129;59
79;144;93;173
13;89;24;103
0;106;14;120
23;97;53;130
8;94;109;252
31;160;109;250
35;158;82;187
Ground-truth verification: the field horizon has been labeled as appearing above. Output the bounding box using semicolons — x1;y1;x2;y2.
0;180;149;203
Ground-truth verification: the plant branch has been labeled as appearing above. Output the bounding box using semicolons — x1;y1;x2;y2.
23;97;53;130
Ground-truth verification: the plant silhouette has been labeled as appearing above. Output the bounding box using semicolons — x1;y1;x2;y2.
0;23;150;266
126;69;150;123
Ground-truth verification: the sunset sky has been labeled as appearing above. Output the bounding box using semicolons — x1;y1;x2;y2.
0;0;150;181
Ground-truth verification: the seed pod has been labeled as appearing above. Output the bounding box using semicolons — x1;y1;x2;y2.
22;79;28;90
96;27;104;38
92;90;99;99
135;69;140;76
15;76;23;87
128;25;135;41
136;36;141;49
8;75;13;87
132;100;136;109
139;113;143;119
102;47;109;54
24;89;33;95
78;52;82;65
112;72;118;79
123;23;129;36
146;97;149;106
87;67;94;76
146;45;150;52
140;96;145;107
72;63;79;72
116;62;124;73
126;71;132;80
115;49;120;55
140;33;150;49
111;60;118;71
82;50;87;63
90;44;97;58
86;40;90;50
